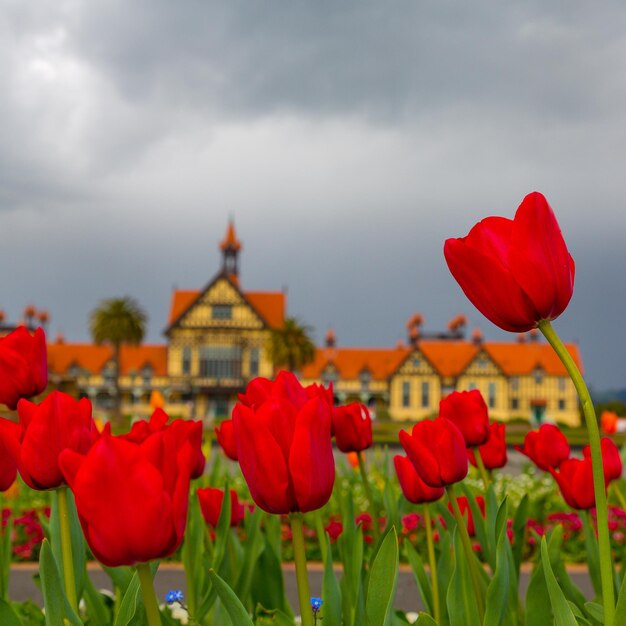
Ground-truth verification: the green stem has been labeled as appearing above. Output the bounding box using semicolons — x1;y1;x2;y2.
539;320;615;625
423;504;440;623
446;484;485;621
136;562;162;626
0;493;9;602
290;513;313;626
611;482;626;512
57;486;78;613
313;510;328;563
473;447;491;491
357;451;379;538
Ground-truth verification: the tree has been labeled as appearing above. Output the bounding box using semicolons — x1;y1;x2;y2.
268;317;316;373
89;296;147;424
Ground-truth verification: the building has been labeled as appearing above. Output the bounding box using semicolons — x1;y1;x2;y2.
44;222;582;426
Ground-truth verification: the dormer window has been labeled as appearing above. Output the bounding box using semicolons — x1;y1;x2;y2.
476;356;488;369
359;368;372;391
141;365;153;385
68;362;82;378
534;367;544;385
321;366;338;386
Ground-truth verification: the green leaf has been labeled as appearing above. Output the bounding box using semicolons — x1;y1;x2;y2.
447;530;481;626
83;569;112;626
322;535;342;626
583;602;603;622
208;569;254;625
404;541;432;615
39;539;82;626
615;564;626;623
483;529;510;626
415;612;439;625
113;571;144;626
102;564;134;595
511;495;529;575
0;599;24;626
254;604;296;625
235;507;265;605
459;484;489;567
365;526;399;626
251;533;293;618
581;512;602;597
540;537;578;626
0;514;13;601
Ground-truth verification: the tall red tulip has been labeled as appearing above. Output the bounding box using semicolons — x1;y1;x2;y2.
0;327;48;410
121;409;205;479
468;422;507;470
549;458;596;510
8;391;98;490
215;419;238;461
514;424;570;472
583;438;622;484
197;487;245;528
439;390;490;447
399;417;468;488
233;371;335;515
332;403;372;453
59;425;195;567
0;419;20;491
444;192;575;332
394;455;444;504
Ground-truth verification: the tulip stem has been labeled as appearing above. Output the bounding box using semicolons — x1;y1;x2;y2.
539;319;615;625
136;562;162;626
473;448;491;491
611;482;626;512
357;451;379;538
313;510;328;563
423;504;440;623
290;513;313;626
446;484;484;621
57;486;78;613
0;493;9;602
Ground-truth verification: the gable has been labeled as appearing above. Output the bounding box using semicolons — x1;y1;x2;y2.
461;349;503;376
395;349;437;376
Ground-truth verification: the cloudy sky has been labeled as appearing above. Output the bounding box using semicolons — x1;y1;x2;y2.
1;1;625;391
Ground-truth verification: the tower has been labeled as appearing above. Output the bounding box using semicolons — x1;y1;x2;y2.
219;220;242;281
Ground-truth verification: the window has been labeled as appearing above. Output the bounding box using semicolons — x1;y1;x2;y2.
488;382;496;409
510;398;519;410
402;381;411;408
476;357;488;369
558;399;566;411
359;368;372;391
212;305;232;320
182;346;191;375
421;381;430;408
412;357;421;368
199;346;242;380
510;377;519;392
321;367;338;386
558;377;567;392
468;381;476;391
214;396;229;418
249;348;259;377
141;365;152;386
534;367;544;385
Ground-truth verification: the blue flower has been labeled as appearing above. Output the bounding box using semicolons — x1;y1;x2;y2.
311;597;323;613
166;590;184;604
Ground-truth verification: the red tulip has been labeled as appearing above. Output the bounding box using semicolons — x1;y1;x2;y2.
214;419;238;461
439;390;490;447
394;455;445;504
197;487;245;528
121;409;205;479
0;419;20;491
444;192;575;332
549;458;596;510
9;391;98;490
583;438;622;485
0;327;48;410
448;496;485;537
468;422;507;470
332;403;373;453
59;425;195;567
399;417;468;488
233;371;335;514
514;424;570;472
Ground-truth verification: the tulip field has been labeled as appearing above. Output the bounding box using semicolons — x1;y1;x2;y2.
0;191;625;625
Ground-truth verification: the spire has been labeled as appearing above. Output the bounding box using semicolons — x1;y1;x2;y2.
219;220;242;281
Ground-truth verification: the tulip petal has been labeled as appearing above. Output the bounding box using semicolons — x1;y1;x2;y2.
399;428;443;488
233;403;293;514
509;192;575;320
289;397;334;513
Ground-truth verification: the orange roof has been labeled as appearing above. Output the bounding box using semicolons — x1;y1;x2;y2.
300;339;582;381
301;347;410;381
246;292;285;328
220;221;242;251
167;288;285;329
48;343;168;376
484;342;582;376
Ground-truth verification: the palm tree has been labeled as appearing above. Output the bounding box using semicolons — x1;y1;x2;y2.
90;296;147;424
268;317;316;373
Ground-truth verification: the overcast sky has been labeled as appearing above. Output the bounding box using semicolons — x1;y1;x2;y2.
1;1;625;391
